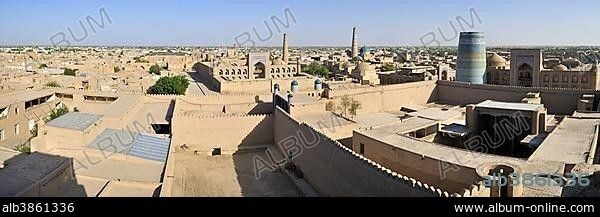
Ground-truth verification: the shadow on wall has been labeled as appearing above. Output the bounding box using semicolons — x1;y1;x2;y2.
239;116;274;149
231;116;301;196
166;100;176;120
561;171;600;197
429;84;439;103
248;103;273;115
186;70;220;92
232;147;302;197
0;151;87;197
337;137;353;149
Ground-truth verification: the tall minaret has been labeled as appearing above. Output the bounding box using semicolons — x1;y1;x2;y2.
282;33;289;64
351;27;358;58
296;57;301;74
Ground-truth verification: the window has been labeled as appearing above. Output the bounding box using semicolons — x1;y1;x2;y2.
0;129;4;141
14;124;19;135
359;143;365;155
212;147;221;156
14;107;19;115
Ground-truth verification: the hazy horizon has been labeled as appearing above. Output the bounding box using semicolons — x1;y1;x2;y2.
2;0;599;47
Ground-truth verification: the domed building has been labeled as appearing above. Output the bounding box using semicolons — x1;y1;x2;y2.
562;58;582;69
351;62;380;85
553;64;568;71
359;46;374;61
360;46;370;56
485;53;511;85
487;53;507;69
272;57;284;66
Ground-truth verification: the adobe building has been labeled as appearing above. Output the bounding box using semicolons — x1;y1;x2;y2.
378;66;437;85
0;90;58;149
350;62;380;85
192;34;318;94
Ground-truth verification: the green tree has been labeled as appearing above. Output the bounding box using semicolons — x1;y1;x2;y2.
149;64;161;75
14;142;31;154
151;75;190;95
379;63;396;71
63;68;76;76
303;62;330;78
30;124;38;137
45;81;61;88
339;96;352;117
349;99;362;118
73;107;80;112
39;63;48;69
46;106;69;122
114;66;121;73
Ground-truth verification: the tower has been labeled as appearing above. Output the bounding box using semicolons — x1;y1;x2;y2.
456;32;486;84
351;27;358;58
282;33;289;64
296;57;301;74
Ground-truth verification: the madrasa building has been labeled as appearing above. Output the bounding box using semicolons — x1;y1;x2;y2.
486;49;600;89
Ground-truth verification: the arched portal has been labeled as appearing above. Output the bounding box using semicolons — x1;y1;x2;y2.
517;63;533;86
254;62;266;78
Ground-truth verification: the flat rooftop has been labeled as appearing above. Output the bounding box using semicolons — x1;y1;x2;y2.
0;89;54;107
102;95;139;118
166;147;302;197
353;112;406;128
529;114;600;164
46;112;103;131
359;116;438;136
358;128;526;169
407;106;464;122
0;152;69;196
476;100;544;112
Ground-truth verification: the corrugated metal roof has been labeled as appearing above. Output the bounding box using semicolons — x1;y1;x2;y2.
87;128;170;162
46;112;103;131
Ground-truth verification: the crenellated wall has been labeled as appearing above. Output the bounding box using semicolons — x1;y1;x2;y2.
219;77;316;94
325;80;438;114
273;107;453;197
179;93;272;105
171;113;273;154
351;131;482;193
176;94;273;115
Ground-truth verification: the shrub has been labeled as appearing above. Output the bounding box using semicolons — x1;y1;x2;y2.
46;106;69;122
150;75;190;95
63;68;76;76
45;81;61;88
149;64;161;75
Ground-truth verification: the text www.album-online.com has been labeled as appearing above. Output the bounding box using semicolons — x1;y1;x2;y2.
454;203;594;213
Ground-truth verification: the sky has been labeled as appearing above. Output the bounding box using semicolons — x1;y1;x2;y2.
1;0;599;47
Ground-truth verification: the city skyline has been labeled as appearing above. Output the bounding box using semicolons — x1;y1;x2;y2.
1;0;600;47
1;1;600;201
